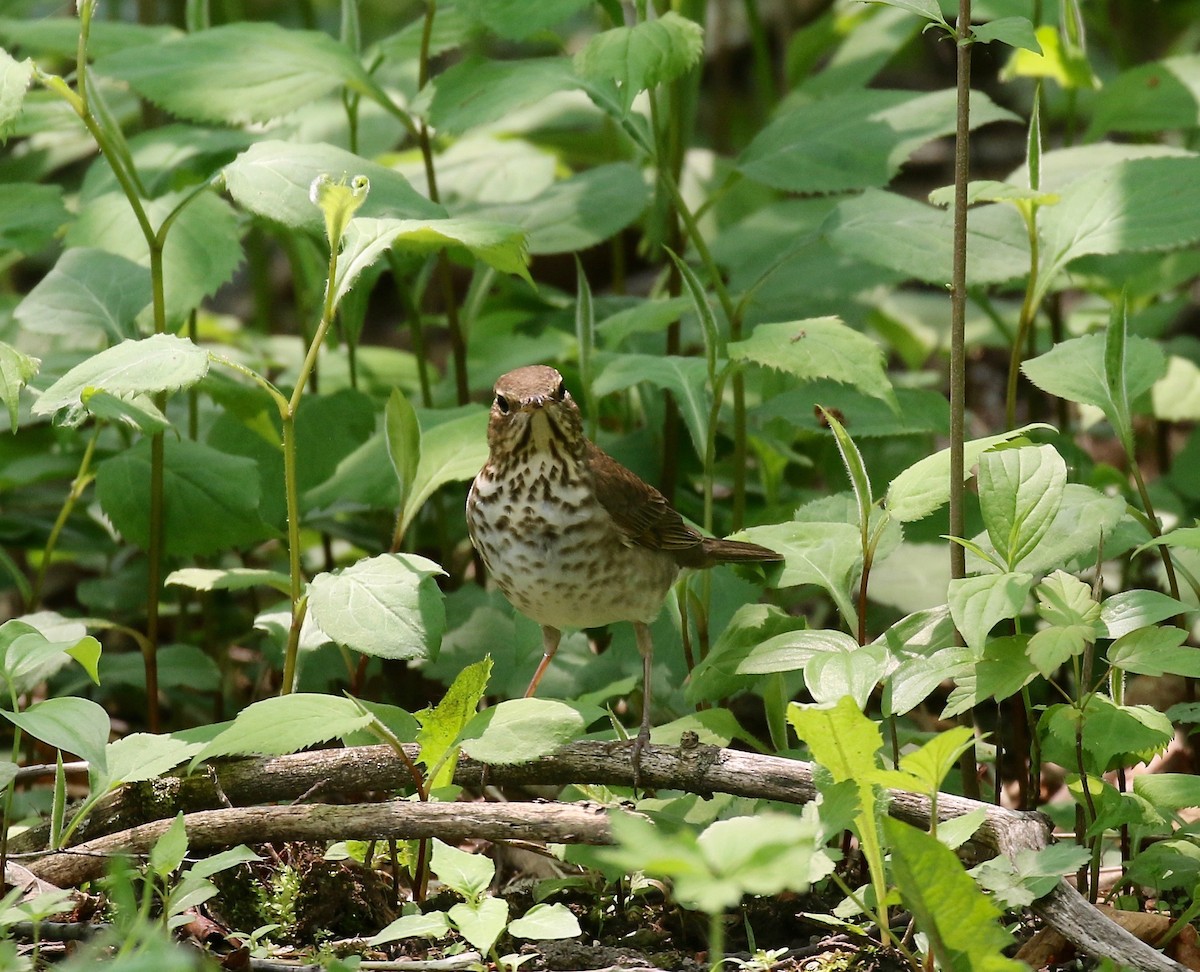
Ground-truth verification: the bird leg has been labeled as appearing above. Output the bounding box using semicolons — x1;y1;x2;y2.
524;625;562;698
630;620;654;787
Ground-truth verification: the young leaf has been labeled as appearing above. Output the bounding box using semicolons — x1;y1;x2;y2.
972;844;1091;909
728;318;897;409
458;699;586;765
977;444;1066;569
971;17;1041;53
310;173;370;251
80;390;171;434
307;553;446;661
1027;571;1102;676
946;572;1034;652
0;697;110;772
14;248;150;344
863;0;946;26
0;342;38;430
416;657;493;790
149;813;189;879
0;47;33;140
369;911;453;945
874;725;976;799
432;838;495;901
385;388;421;523
573;12;704;114
94;733;201;794
449;897;509;953
33;333;210;427
695;811;831;903
506;902;581;940
195;694;374;762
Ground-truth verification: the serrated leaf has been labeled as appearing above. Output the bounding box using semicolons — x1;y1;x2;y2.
94;733;200;794
507;902;581;940
0;18;179;59
14;248;151;343
334;217;530;306
1133;774;1200;813
165;567;291;595
34;334;210;426
1040;696;1172;774
977;445;1066;569
1108;626;1200;678
731;318;897;409
693;812;829;905
96;437;269;557
0;342;39;429
0;697;110;772
883;424;1052;523
459;699;585;765
94;22;392;125
573;12;703;114
594;354;710;459
307;553;446;661
416;658;492;790
947;572;1034;651
195;695;374;762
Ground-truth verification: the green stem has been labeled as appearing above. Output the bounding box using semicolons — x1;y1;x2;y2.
707;910;725;972
1128;461;1182;602
29;427;101;610
1004;209;1041;429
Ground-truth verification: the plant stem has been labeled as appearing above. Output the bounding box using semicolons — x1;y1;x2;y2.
1004;212;1041;429
29;427;101;610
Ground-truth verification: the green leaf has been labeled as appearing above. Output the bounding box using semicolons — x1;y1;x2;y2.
863;0;946;24
397;408;489;542
449;896;508;953
461;0;593;39
1153;355;1200;422
459;699;585;765
188;845;261;880
694;811;830;902
0;48;34;141
1100;589;1190;638
737;628;861;675
96;437;269;557
805;642;888;710
971;17;1041;53
977;445;1066;569
429;56;578;135
64;190;241;323
739;89;1017;194
594;354;710;459
334;216;530;305
195;695;374;762
0;17;179;59
507;902;581;940
1040;696;1172;775
94;22;392;125
947;572;1034;652
885;819;1023;970
165;567;291;596
80;389;169;434
927;179;1059;208
470;162;649;255
1027;570;1102;676
887;725;977;799
369;911;453;945
688;604;809;703
223;140;442;234
94;733;200;794
1089;55;1200;138
386;389;420;524
14;248;151;343
945;633;1039;715
416;658;492;790
0;342;39;430
1003;24;1096;89
0;625;102;696
433;838;495;900
1008;484;1125;578
307;553;446;662
883;424;1052;523
1133;774;1200;813
0;183;68;253
34;334;209;426
1108;626;1200;678
972;844;1090;910
573;12;704;114
149;813;189;878
1;697;110;772
310;173;370;250
728;318;897;409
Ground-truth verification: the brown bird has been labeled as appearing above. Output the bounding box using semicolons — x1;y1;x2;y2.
466;365;781;773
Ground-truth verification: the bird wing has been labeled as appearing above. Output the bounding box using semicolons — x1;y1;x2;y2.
585;442;704;555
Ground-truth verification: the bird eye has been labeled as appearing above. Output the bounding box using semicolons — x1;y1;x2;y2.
495;394;511;415
554;380;566;400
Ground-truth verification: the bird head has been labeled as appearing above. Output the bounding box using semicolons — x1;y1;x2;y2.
487;365;585;458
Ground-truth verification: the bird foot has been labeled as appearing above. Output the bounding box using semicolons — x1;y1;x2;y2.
604;726;653;791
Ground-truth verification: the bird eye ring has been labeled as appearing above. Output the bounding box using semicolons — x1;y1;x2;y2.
495;394;511;414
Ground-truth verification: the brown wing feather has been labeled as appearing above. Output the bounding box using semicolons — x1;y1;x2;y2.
585;443;782;568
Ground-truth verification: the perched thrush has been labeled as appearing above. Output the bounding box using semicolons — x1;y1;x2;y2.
466;365;781;771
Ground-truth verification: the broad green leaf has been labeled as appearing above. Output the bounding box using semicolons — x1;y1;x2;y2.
462;0;592;39
886;819;1023;969
694;811;830;903
432;838;495;900
0;630;101;696
573;12;703;114
973;844;1091;909
429;56;579;135
196;695;374;762
369;911;453;945
81;390;170;434
825;189;1029;287
596;297;692;348
947;572;1034;651
977;445;1066;569
594;354;709;459
0;18;179;59
971;17;1041;53
94;644;220;694
165;567;291;595
449;896;508;953
1027;570;1102;675
399;408;489;541
386;388;421;522
0;47;33;141
0;342;38;429
14;248;151;343
416;658;492;790
1152;355;1200;422
223;140;442;233
307;553;446;661
334;217;530;306
1;697;110;771
1133;526;1200;559
95;437;269;557
880;725;977;799
1089;55;1200;138
740;89;1017;194
734;521;861;626
688;604;809;703
94;733;200;794
863;0;945;23
0;761;17;791
1133;774;1200;813
737;628;860;675
1100;589;1190;639
1108;626;1200;678
459;699;585;765
1040;696;1172;775
1006;483;1125;578
943;633;1039;716
149;813;189;878
884;424;1052;523
188;845;261;880
728;318;897;409
470;162;649;255
64;190;241;323
805;641;888;710
506;902;581;940
34;334;209;425
0;183;68;255
94;22;392;125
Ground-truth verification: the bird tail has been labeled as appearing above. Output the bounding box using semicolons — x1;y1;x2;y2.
699;537;783;565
